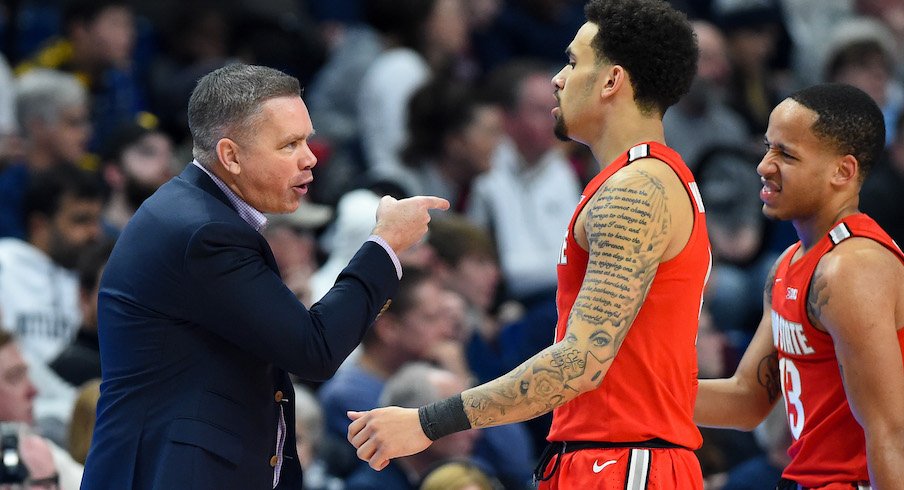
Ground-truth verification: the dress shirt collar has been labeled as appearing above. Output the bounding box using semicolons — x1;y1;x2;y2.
191;160;268;232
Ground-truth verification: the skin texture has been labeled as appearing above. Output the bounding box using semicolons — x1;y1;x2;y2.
695;98;904;489
348;19;695;471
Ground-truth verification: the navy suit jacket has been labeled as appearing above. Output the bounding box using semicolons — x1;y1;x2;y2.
81;164;398;489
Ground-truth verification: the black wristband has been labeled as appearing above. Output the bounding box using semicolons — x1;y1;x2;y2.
418;394;472;441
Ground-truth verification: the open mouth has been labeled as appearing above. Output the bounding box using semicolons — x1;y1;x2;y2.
759;178;781;202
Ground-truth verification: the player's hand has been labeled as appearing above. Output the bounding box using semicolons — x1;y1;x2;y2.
347;407;432;470
371;195;449;253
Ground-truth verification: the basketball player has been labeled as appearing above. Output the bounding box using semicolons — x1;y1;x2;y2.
347;1;712;488
694;83;904;489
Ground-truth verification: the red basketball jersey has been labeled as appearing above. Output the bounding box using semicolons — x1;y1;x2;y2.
772;213;904;487
548;142;711;449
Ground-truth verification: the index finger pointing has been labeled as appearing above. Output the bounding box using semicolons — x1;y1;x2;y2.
412;196;450;210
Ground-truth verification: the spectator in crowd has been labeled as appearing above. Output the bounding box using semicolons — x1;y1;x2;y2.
344;362;482;490
419;460;498;490
0;69;91;239
67;378;101;465
399;79;504;211
305;0;384;152
722;403;791;490
0;53;21;166
0;165;103;440
98;122;174;235
0;422;63;490
15;0;149;154
0;165;103;365
695;145;779;342
824;17;903;146
309;188;381;303
714;0;789;138
781;0;854;87
664;20;751;169
468;60;581;304
49;239;115;387
358;0;470;179
293;383;344;490
263;202;332;306
426;216;538;488
317;268;459;447
861;112;904;245
856;0;904;73
144;1;234;148
427;215;556;384
0;332;83;490
470;0;585;72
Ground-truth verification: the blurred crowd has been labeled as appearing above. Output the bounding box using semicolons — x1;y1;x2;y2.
0;0;903;488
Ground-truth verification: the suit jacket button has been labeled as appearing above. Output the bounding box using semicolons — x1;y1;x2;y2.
270;455;279;467
274;390;284;403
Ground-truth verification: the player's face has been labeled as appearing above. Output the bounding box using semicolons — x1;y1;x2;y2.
229;96;317;214
757;99;839;222
551;22;602;144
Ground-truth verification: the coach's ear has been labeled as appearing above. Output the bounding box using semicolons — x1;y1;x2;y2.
831;154;858;187
215;138;242;177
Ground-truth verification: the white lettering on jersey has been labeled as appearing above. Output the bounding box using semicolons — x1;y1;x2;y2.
558;228;569;265
771;311;815;355
780;357;805;439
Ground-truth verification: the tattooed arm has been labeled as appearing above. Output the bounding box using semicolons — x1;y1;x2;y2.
694;248;792;430
347;161;686;469
811;239;904;489
461;165;675;426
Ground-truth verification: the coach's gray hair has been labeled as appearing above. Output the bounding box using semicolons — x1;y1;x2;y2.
379;362;445;408
15;69;87;133
187;63;300;167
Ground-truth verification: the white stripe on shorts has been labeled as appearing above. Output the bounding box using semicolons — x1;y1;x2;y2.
624;448;651;490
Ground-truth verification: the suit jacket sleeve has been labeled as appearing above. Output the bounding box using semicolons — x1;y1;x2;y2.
183;220;396;380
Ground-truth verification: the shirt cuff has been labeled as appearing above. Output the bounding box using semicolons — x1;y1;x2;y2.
367;235;402;279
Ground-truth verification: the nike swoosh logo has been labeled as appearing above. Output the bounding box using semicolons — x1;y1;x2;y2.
592;459;617;473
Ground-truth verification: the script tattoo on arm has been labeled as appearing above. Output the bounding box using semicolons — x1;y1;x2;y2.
462;169;671;428
806;267;830;326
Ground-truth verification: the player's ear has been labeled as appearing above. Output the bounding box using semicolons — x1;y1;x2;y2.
831;154;858;187
600;65;626;100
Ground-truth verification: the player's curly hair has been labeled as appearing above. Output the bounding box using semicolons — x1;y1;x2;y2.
790;83;885;181
584;0;698;117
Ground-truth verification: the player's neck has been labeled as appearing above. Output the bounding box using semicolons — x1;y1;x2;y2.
589;118;665;168
793;198;860;251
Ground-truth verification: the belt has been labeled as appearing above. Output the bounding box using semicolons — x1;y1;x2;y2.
532;438;684;482
777;478;871;490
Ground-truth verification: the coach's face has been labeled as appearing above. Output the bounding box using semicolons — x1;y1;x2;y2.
221;96;317;214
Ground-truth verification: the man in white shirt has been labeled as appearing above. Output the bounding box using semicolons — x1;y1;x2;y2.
468;60;581;303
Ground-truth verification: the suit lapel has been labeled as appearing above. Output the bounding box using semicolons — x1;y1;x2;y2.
178;162;282;276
